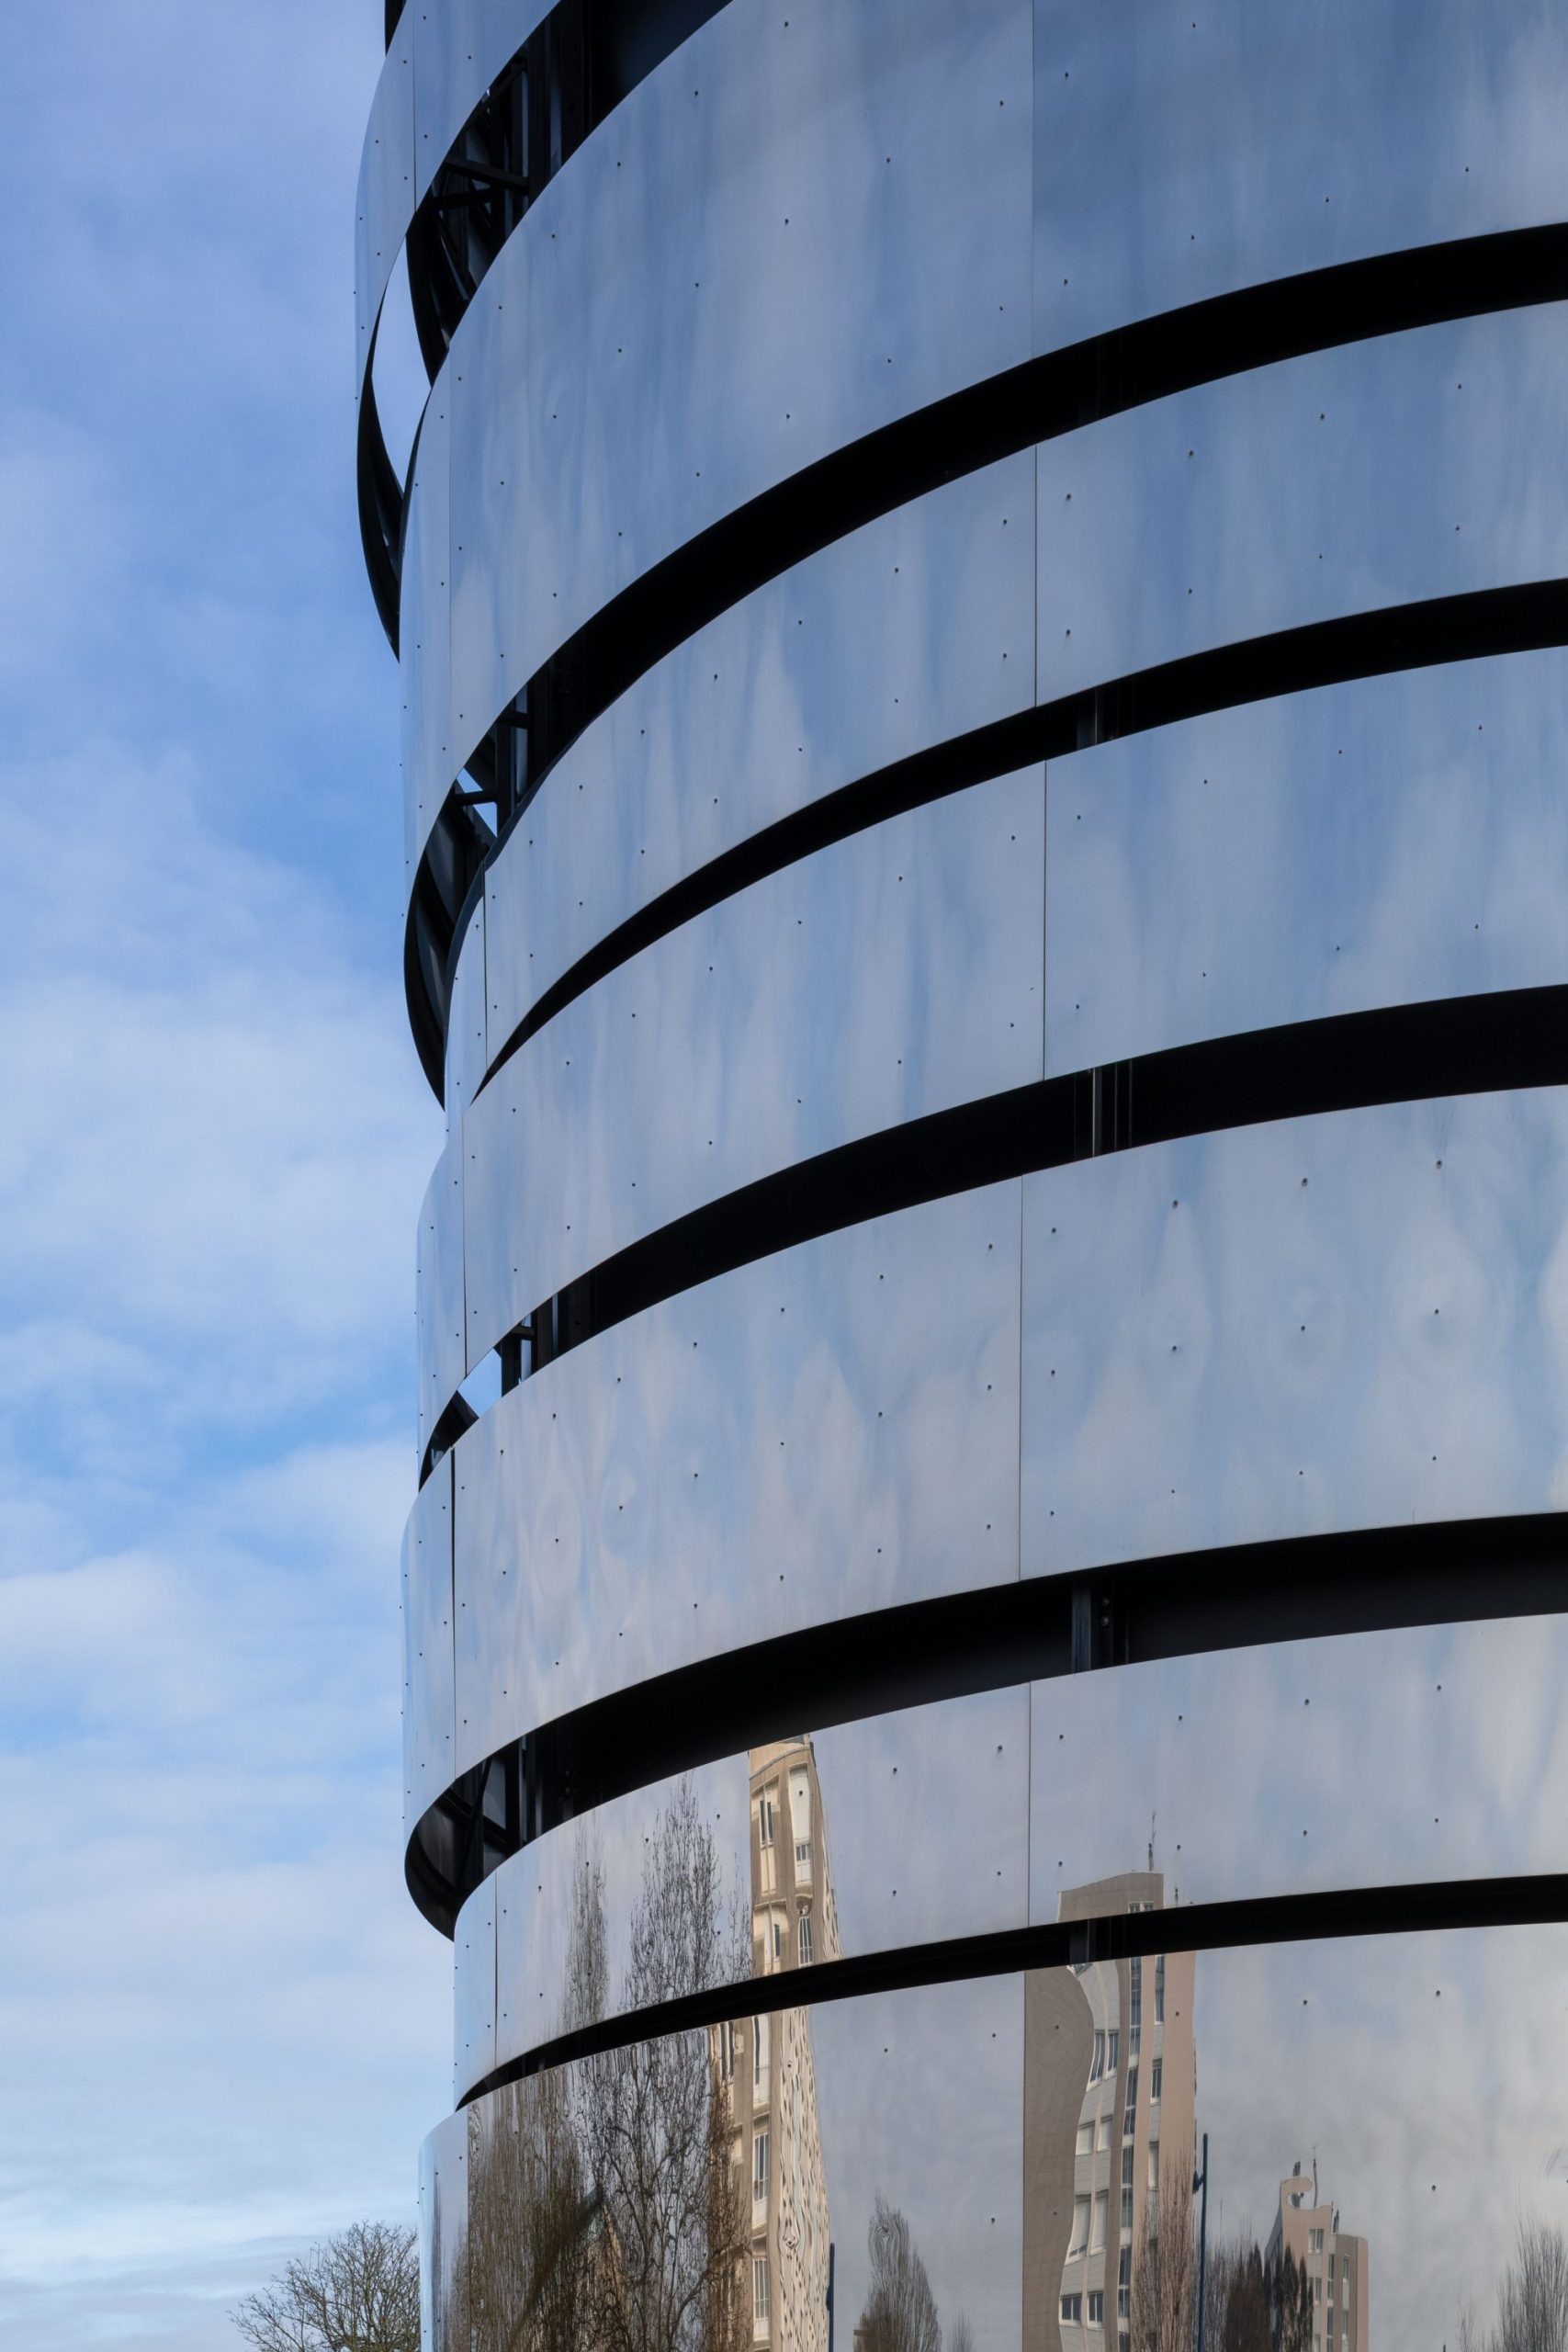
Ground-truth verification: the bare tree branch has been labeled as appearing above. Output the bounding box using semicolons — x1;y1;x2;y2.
231;2221;419;2352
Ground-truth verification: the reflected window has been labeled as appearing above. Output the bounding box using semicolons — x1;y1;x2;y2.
798;1912;813;1965
1092;2191;1108;2253
1123;2064;1138;2132
753;2257;771;2324
1069;2196;1090;2256
753;2131;770;2201
1090;2030;1106;2083
795;1838;812;1866
753;2013;769;2086
1154;1956;1165;2022
1147;2142;1159;2196
1097;2113;1111;2152
1108;2029;1120;2071
1151;2059;1162;2102
1315;2279;1323;2306
1118;2247;1131;2321
1121;2145;1134;2231
719;2019;738;2082
1128;1959;1142;2055
1062;2296;1083;2326
1089;2292;1104;2328
771;1918;782;1962
1076;2120;1094;2159
759;1794;776;1846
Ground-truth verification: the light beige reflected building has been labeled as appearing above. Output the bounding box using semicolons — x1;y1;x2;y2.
1023;1872;1198;2352
713;1737;840;2352
1268;2164;1369;2352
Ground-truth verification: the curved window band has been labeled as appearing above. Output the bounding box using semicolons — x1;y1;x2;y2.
360;0;730;649
399;227;1568;1095
411;1503;1568;1944
419;978;1568;1486
459;1867;1568;2105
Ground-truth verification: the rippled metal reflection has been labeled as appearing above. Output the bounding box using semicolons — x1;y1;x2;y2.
429;1927;1568;2352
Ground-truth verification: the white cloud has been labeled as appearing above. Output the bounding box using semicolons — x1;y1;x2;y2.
0;7;451;2346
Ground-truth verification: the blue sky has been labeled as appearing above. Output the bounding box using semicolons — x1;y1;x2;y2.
0;8;450;2344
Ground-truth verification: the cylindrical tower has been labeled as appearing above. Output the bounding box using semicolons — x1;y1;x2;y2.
355;6;1568;2346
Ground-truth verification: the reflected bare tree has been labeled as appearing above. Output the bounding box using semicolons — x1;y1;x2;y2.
455;1780;748;2352
857;2195;941;2352
578;1780;750;2352
1129;2174;1195;2352
1201;2234;1271;2352
1269;2247;1313;2352
944;2313;976;2352
1461;2222;1568;2352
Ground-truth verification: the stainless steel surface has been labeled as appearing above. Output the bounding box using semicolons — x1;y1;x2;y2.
1044;650;1568;1075
411;0;552;207
457;1612;1568;2088
458;768;1044;1377
445;891;488;1128
482;1692;1026;2078
1036;306;1568;705
447;1182;1022;1778
480;453;1034;1063
418;2106;467;2352
493;1752;746;2065
373;9;1568;2336
440;1973;1025;2352
1030;1612;1568;1921
414;1140;465;1464
1021;1087;1568;1576
1034;0;1568;355
432;1930;1568;2352
440;0;1032;782
403;1454;455;1842
454;1871;497;2099
399;386;453;881
353;9;416;387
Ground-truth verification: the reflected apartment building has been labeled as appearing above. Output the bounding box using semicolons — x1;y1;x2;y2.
1269;2166;1369;2352
714;1739;840;2352
1024;1875;1196;2352
361;3;1568;2346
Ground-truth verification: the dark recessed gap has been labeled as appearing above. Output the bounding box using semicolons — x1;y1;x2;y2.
458;1866;1568;2102
398;229;1568;1092
481;580;1568;1092
407;1505;1568;1937
416;979;1568;1487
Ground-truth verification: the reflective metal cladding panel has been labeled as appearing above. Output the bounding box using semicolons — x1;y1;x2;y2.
446;1184;1022;1775
457;769;1043;1376
367;3;1568;2337
479;453;1035;1061
1021;1088;1568;1575
1033;0;1568;352
432;1932;1568;2352
1044;651;1568;1074
1035;306;1568;704
442;0;1032;770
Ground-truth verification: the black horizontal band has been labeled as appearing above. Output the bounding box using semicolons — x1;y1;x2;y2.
404;227;1568;1093
409;1500;1568;1937
459;1863;1568;2106
487;582;1568;1094
420;979;1568;1486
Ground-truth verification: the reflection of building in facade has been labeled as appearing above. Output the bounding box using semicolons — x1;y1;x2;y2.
359;3;1568;2345
714;1739;840;2352
1023;1875;1196;2352
1269;2165;1369;2352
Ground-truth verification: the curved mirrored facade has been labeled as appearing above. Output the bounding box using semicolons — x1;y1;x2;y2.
357;6;1568;2348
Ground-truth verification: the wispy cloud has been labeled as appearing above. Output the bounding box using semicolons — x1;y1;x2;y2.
0;6;449;2345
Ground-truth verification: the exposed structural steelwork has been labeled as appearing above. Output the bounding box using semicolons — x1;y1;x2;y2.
355;6;1568;2348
